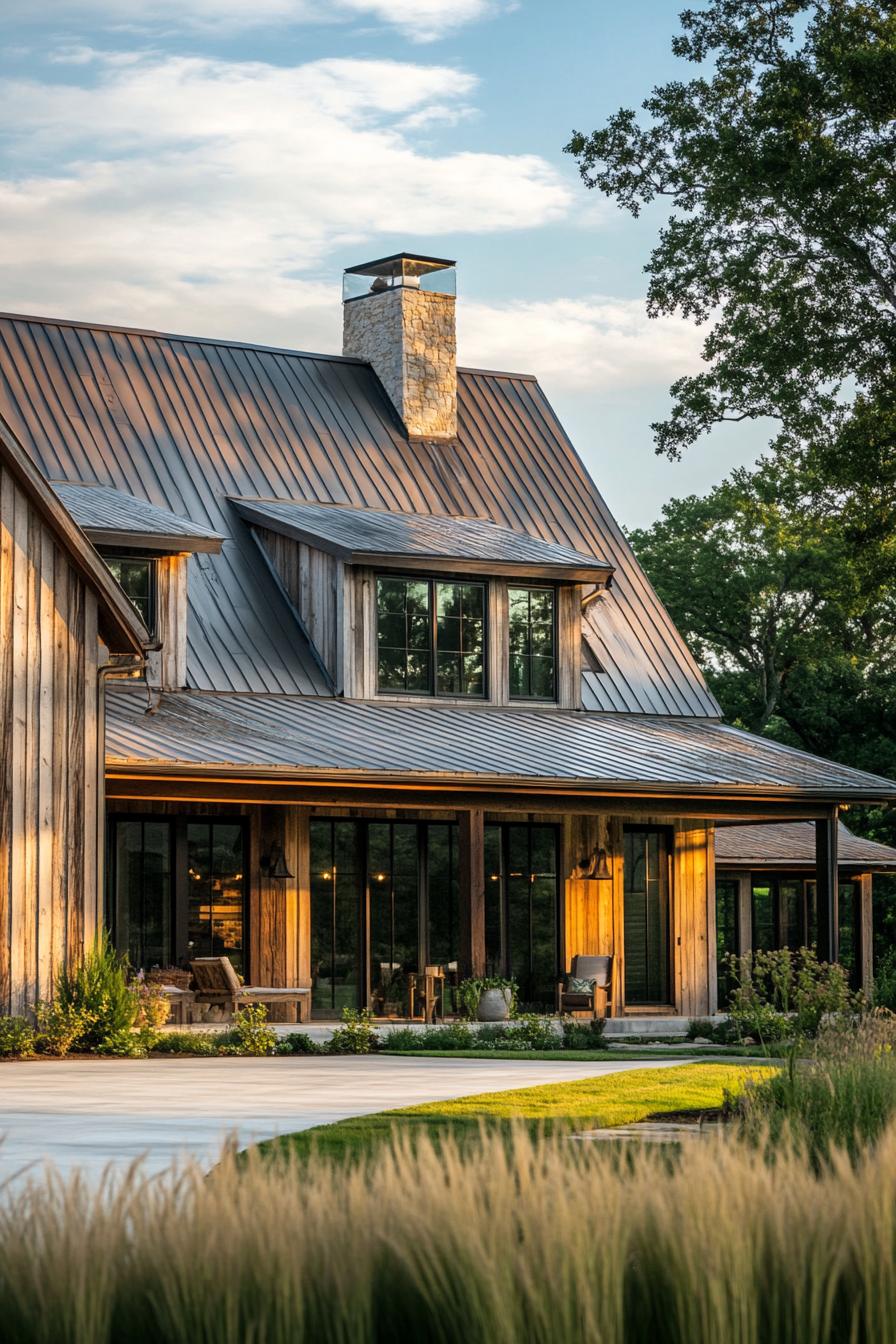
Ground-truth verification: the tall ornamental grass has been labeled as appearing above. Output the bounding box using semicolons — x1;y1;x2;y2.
735;1009;896;1165
2;1123;896;1344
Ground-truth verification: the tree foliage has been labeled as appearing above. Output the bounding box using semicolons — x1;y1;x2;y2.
628;436;896;838
566;0;896;459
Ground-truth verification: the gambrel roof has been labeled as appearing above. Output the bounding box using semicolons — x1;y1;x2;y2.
0;311;718;714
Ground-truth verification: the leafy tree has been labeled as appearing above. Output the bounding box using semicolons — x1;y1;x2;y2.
566;0;896;460
628;448;896;840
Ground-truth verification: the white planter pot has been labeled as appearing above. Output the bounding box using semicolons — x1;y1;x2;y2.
477;987;512;1022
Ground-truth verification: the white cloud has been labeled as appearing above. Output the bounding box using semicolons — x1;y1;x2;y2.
0;51;571;338
459;297;704;390
9;0;507;42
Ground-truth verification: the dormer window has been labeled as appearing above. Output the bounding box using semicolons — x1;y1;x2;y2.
509;585;556;700
376;576;486;698
102;553;156;634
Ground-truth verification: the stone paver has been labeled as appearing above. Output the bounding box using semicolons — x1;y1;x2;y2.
0;1055;682;1183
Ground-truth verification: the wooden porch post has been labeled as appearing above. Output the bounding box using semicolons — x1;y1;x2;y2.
857;872;873;996
815;808;839;963
458;809;486;979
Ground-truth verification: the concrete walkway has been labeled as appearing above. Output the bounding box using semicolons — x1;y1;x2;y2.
0;1055;682;1184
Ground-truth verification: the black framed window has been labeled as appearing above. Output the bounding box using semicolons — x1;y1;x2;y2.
376;576;486;697
623;828;671;1005
102;553;157;632
508;585;556;700
109;815;246;974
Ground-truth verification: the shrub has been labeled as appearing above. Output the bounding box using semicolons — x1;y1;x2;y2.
327;1007;377;1055
873;946;896;1011
561;1016;607;1050
133;978;171;1031
275;1032;323;1056
499;1014;561;1050
381;1022;475;1051
96;1028;153;1058
35;1000;90;1057
151;1031;220;1056
725;948;855;1044
221;1004;277;1057
55;934;137;1052
0;1015;35;1058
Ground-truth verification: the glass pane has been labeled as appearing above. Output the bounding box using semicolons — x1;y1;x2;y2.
484;825;504;976
310;821;361;1014
368;823;419;1016
435;581;486;697
624;830;670;1004
508;586;555;701
186;823;245;975
839;882;857;982
779;880;803;951
114;819;171;970
104;557;154;628
427;824;458;971
752;883;774;953
376;578;432;694
505;825;557;1010
715;878;739;1007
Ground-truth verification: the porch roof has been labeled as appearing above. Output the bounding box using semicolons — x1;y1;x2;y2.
715;820;896;871
105;688;896;801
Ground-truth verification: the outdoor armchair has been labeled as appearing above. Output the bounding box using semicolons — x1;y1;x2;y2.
556;954;613;1019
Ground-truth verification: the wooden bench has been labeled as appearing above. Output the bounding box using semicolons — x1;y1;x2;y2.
190;957;311;1024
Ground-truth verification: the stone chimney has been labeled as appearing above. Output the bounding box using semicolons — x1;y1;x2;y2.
342;252;457;439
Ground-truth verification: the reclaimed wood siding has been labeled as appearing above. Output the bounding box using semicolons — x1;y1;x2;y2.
673;820;714;1018
0;464;101;1016
146;554;188;689
255;528;342;685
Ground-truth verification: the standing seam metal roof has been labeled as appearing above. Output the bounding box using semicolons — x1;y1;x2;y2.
53;481;224;550
230;496;612;574
0;312;719;712
104;688;896;798
715;820;896;868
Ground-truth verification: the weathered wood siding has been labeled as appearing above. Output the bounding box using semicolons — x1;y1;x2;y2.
254;527;343;685
146;554;189;689
0;463;103;1016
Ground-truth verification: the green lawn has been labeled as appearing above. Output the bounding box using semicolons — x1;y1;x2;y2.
257;1062;773;1163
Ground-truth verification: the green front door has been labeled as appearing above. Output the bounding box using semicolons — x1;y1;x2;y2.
623;829;671;1005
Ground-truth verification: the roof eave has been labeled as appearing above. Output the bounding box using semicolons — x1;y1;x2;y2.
84;528;223;554
103;758;896;803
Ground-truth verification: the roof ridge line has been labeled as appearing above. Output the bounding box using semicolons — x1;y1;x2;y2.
0;310;538;381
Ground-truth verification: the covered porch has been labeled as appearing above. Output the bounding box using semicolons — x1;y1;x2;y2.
103;686;894;1022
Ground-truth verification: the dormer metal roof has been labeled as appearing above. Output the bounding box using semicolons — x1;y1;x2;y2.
53;482;224;553
232;497;613;582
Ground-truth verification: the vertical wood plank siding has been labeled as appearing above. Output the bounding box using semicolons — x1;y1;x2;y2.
0;463;102;1015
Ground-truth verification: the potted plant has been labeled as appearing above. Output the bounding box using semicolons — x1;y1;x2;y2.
457;976;518;1022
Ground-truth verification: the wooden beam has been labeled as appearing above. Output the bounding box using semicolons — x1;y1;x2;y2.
457;809;485;979
815;808;839;963
105;774;842;821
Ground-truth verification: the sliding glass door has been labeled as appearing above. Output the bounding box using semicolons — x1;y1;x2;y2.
309;819;462;1017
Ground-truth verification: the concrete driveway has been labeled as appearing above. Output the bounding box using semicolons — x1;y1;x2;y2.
0;1055;683;1183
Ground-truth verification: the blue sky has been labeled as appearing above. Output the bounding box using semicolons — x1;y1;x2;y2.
1;0;768;526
